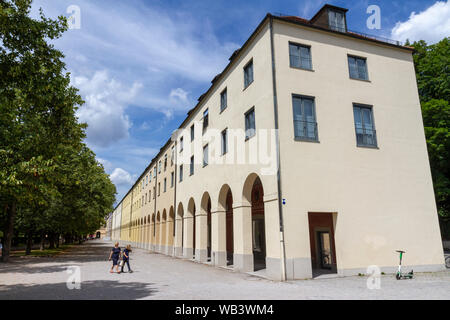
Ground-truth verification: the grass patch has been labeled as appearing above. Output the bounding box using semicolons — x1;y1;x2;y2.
11;244;74;257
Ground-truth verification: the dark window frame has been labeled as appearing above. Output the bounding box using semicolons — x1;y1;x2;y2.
348;55;369;81
352;103;378;148
243;59;254;89
190;155;194;176
327;8;347;32
221;128;228;155
220;88;228;112
244;107;256;141
289;42;313;71
203;144;209;167
203;109;209;134
179;136;184;152
292;94;319;142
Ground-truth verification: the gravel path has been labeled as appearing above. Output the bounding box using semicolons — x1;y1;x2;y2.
0;240;449;300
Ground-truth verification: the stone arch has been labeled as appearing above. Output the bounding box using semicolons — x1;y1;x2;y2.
199;192;212;262
184;198;196;259
168;206;175;253
242;173;266;271
156;211;161;249
176;202;184;256
218;184;234;265
161;209;167;251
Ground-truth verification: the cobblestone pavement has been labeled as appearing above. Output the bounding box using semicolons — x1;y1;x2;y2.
0;240;449;300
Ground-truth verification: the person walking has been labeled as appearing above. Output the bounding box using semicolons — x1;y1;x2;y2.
121;245;133;273
108;242;121;273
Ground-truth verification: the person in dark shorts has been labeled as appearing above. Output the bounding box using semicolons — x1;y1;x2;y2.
108;242;121;273
121;245;133;273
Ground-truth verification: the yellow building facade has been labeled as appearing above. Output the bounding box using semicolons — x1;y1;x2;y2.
109;5;446;280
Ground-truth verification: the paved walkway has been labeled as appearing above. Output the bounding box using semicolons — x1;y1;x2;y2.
0;240;449;300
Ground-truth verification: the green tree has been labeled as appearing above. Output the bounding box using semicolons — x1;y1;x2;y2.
409;38;450;238
0;0;116;260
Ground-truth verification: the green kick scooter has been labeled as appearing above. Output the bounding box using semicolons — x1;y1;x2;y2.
395;250;413;280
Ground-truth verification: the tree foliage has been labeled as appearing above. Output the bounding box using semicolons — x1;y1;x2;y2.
408;38;450;238
0;0;116;261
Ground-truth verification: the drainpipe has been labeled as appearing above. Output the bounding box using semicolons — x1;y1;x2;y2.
173;138;178;255
269;15;287;281
130;190;133;244
154;160;158;250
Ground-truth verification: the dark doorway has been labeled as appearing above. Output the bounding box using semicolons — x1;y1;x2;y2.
226;189;234;266
251;177;266;271
308;212;337;277
96;232;101;239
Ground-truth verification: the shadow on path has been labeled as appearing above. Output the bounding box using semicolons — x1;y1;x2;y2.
0;241;116;274
0;280;157;300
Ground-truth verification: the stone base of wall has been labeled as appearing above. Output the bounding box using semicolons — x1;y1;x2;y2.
183;247;194;259
174;246;183;257
234;254;253;272
213;251;227;267
195;249;208;262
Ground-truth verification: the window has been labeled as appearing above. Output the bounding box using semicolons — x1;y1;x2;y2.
220;88;227;112
203;144;209;167
190;124;195;141
164;178;167;193
171;172;174;187
289;43;312;70
221;129;228;155
149;190;151;202
158;160;162;173
171;146;175;166
164;154;167;171
154;167;157;177
292;95;318;141
190;155;194;176
328;10;346;32
244;60;254;88
353;104;377;147
180;136;184;152
179;165;183;182
158;182;160;196
146;175;148;186
203;109;209;133
149;171;152;182
145;193;147;204
348;56;368;81
245;107;256;140
153;187;156;199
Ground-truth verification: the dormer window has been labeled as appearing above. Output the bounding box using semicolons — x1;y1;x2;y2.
328;10;346;32
310;5;348;33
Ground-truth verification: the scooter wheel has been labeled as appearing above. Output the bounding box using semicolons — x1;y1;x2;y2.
396;273;401;280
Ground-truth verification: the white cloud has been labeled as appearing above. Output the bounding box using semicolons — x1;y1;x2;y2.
32;0;239;119
110;168;134;186
391;1;450;44
74;70;142;147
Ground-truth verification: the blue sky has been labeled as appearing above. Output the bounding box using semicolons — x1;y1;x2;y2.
31;0;450;204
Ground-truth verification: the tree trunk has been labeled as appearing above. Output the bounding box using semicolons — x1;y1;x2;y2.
2;202;17;263
39;233;45;251
25;231;33;255
55;234;60;248
48;232;55;249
